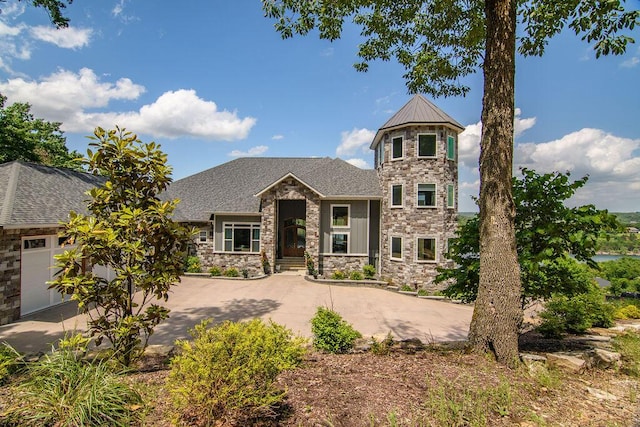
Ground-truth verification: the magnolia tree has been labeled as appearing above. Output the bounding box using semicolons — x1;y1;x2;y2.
50;127;194;366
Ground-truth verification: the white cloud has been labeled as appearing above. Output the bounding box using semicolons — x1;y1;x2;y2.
271;134;284;140
345;158;371;169
621;56;639;68
29;26;92;49
229;145;268;157
0;20;24;37
336;128;375;156
320;47;334;57
514;108;536;137
0;68;257;140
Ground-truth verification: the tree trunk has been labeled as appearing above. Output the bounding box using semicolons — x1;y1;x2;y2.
468;0;522;366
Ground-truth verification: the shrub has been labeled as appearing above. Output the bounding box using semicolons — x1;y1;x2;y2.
370;332;394;356
331;270;347;280
261;251;271;275
5;348;142;426
304;251;315;275
168;319;306;425
614;304;640;320
185;256;202;273
311;307;362;354
400;284;414;292
537;287;615;338
209;266;222;276
349;270;364;281
241;268;249;279
0;343;21;385
362;264;376;279
417;289;429;297
224;267;240;277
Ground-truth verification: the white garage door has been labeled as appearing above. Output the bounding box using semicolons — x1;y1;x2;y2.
20;235;70;316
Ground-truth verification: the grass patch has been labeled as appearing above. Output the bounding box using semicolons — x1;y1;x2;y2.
613;330;640;377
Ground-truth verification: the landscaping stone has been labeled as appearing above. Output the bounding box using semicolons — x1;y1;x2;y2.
586;386;618;401
546;352;586;373
584;348;622;370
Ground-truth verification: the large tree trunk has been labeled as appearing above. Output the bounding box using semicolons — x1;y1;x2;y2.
468;0;522;366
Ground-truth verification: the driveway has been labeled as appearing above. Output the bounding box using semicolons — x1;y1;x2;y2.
0;274;473;354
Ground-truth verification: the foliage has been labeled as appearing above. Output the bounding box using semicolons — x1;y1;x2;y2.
598;257;640;296
311;307;362;354
209;266;222;277
304;250;315;275
611;212;640;227
437;170;618;306
4;348;143;426
168;319;306;425
537;286;614;338
597;232;640;255
400;284;415;292
0;0;74;27
614;304;640;320
0;343;22;385
0;95;81;170
362;264;376;279
349;270;364;281
261;250;271;274
185;256;202;273
241;268;249;279
48;127;194;366
330;270;347;280
224;267;240;277
613;331;640;377
370;332;394;356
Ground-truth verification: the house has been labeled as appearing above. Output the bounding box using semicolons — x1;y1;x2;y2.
0;160;105;324
170;94;463;287
0;94;463;325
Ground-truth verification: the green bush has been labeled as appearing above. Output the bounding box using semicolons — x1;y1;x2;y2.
349;270;364;280
331;270;347;280
362;264;376;279
241;268;249;278
185;256;202;273
168;319;306;425
223;267;240;277
614;304;640;320
537;287;615;338
311;307;362;354
0;343;21;385
370;332;394;356
209;266;222;276
4;349;142;426
400;284;414;292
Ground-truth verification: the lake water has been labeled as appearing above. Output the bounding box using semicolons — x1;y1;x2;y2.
593;254;640;263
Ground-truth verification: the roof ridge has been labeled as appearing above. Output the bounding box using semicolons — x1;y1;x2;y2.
0;161;21;226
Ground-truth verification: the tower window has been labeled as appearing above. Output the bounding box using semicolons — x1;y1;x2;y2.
447;184;455;208
391;184;403;207
447;135;455;160
391;236;403;260
417;183;436;207
416;237;437;262
391;136;403;159
418;134;437;157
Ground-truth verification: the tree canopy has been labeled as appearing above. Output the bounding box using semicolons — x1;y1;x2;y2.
437;169;619;306
0;0;73;27
0;95;81;170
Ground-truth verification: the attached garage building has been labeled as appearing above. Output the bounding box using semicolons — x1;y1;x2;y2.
0;161;104;324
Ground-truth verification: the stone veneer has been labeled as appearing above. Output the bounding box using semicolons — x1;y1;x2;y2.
259;176;320;267
376;125;458;291
0;226;62;325
319;255;369;276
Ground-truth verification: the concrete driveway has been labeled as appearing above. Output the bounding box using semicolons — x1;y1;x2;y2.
0;274;473;354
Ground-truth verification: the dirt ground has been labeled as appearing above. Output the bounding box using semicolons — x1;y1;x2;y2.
133;337;640;427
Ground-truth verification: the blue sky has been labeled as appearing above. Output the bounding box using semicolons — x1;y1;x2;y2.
0;0;639;212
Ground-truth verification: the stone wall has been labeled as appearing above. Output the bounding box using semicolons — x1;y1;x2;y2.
319;255;369;276
0;226;62;325
377;125;459;291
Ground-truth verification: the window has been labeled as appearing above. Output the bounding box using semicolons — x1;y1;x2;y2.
23;238;47;250
417;183;436;207
447;184;455;208
447;135;456;160
417;238;437;262
391;136;403;159
331;233;349;254
199;230;208;242
376;142;384;167
331;205;350;227
223;223;260;253
391;184;403;207
418;133;437;157
390;236;402;260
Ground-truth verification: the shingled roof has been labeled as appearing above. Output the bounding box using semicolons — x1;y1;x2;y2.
0;161;105;228
166;157;381;222
371;94;464;149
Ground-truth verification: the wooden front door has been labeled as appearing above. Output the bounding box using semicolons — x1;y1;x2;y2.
282;218;306;257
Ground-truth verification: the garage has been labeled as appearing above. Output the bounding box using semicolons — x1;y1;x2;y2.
20;235;70;316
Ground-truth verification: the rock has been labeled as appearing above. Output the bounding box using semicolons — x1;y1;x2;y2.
546;352;586;373
586;386;618;401
520;352;547;366
584;348;622;370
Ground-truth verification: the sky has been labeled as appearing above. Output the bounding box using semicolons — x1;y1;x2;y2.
0;0;639;212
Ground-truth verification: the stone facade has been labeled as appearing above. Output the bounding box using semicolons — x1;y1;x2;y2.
0;226;62;325
319;255;369;276
376;125;458;291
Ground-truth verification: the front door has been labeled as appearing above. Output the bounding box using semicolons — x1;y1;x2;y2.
282;218;305;257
